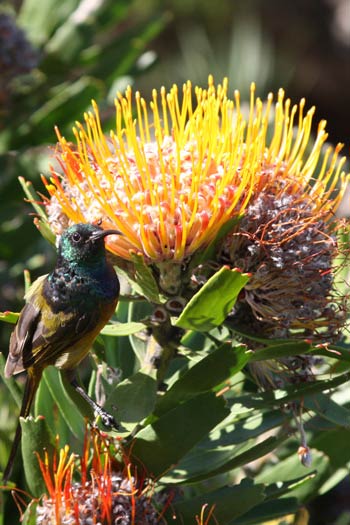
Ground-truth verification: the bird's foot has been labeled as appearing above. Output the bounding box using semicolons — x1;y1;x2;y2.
95;406;119;430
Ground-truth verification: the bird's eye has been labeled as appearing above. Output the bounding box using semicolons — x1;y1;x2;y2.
72;231;82;243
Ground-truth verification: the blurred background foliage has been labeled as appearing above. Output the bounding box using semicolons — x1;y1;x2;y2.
0;0;349;524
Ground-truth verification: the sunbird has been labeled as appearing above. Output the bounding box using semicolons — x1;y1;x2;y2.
2;223;121;482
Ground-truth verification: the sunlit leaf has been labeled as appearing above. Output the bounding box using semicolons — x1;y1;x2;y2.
305;393;350;428
101;321;145;336
256;449;330;502
176;267;250;331
0;311;19;324
166;434;287;484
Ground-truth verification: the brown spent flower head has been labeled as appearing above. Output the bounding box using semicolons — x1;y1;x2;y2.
219;175;348;341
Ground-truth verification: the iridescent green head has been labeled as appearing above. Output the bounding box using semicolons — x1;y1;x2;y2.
58;223;121;265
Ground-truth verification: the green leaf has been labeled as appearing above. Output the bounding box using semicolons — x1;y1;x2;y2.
129;252;162;303
45;10;99;62
173;480;265;525
166;434;287;484
21;500;38;525
131;392;229;476
231;497;299;525
311;427;350;470
18;0;65;45
41;367;86;440
35;372;73;447
127;300;154;364
21;415;56;497
0;353;22;408
25;78;100;135
105;371;157;428
205;409;285;447
175;267;250;331
264;473;319;500
256;448;330;502
235;373;350;410
0;311;19;324
101;321;146;336
247;340;313;362
304;393;350;428
155;343;249;415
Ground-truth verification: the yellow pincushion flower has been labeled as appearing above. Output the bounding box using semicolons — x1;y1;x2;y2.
43;76;348;269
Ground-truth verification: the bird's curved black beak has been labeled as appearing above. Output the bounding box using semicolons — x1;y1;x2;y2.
88;229;123;243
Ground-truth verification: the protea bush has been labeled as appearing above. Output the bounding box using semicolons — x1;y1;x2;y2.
1;77;350;525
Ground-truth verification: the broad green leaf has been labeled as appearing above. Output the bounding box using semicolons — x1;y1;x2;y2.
131;392;229;476
45;8;103;62
175;267;250;331
311;427;350;470
275;373;350;405
0;353;22;408
42;367;86;440
304;393;350;428
231;497;299;525
234;373;350;410
105;371;157;428
21;415;56;497
18;0;64;45
256;449;330;502
166;434;287;484
128;300;154;364
264;473;319;500
35;373;71;447
319;468;349;495
102;331;137;375
173;480;265;525
247;340;313;362
155;343;249;415
0;311;19;324
129;252;162;303
21;500;38;525
205;409;285;447
101;321;145;336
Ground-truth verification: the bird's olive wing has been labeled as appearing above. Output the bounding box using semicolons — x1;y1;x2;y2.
4;275;50;377
4;301;41;377
21;304;102;370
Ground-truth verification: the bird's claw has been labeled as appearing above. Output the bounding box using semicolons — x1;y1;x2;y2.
96;408;119;430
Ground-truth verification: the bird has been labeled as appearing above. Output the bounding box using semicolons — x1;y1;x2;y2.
2;223;121;483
